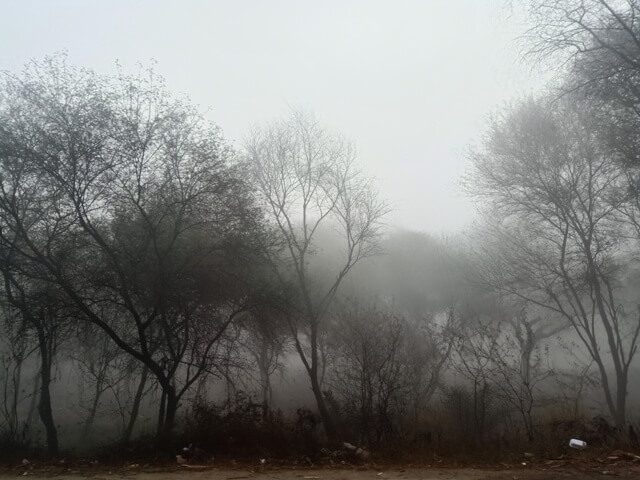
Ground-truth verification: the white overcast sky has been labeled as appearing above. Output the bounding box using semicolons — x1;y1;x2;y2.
0;0;548;234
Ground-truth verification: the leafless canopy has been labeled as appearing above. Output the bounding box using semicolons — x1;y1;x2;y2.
245;110;389;441
467;95;640;425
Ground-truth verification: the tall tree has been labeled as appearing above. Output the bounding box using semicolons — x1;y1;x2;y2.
467;96;640;426
245;111;389;442
0;55;268;437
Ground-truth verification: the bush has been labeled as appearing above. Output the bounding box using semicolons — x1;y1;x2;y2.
183;392;297;458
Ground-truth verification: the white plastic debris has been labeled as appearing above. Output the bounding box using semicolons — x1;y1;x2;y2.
569;438;587;449
343;442;357;451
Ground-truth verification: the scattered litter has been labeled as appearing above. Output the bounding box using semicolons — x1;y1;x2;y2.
180;465;209;471
569;438;587;449
259;458;266;464
21;459;30;466
606;450;640;462
176;455;187;465
523;452;534;459
342;441;370;459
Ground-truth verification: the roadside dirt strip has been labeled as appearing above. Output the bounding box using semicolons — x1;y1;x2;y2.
2;467;639;480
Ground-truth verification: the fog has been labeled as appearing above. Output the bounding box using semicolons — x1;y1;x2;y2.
1;0;640;463
0;0;549;234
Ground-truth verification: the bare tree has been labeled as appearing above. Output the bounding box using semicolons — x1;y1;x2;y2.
467;96;640;426
245;111;389;441
450;316;503;443
488;310;556;442
0;56;268;437
327;310;409;447
403;308;456;427
526;0;640;98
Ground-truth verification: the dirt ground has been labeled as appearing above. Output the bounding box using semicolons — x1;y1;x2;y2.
2;464;640;480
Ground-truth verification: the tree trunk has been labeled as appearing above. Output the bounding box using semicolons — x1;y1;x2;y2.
258;343;273;415
36;325;59;457
292;320;338;443
157;388;166;437
80;377;105;443
23;372;40;441
156;383;178;437
309;374;337;442
615;374;628;428
260;373;271;418
6;358;22;440
123;366;148;443
163;389;178;436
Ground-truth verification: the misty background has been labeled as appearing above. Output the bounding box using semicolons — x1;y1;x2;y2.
1;0;547;233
